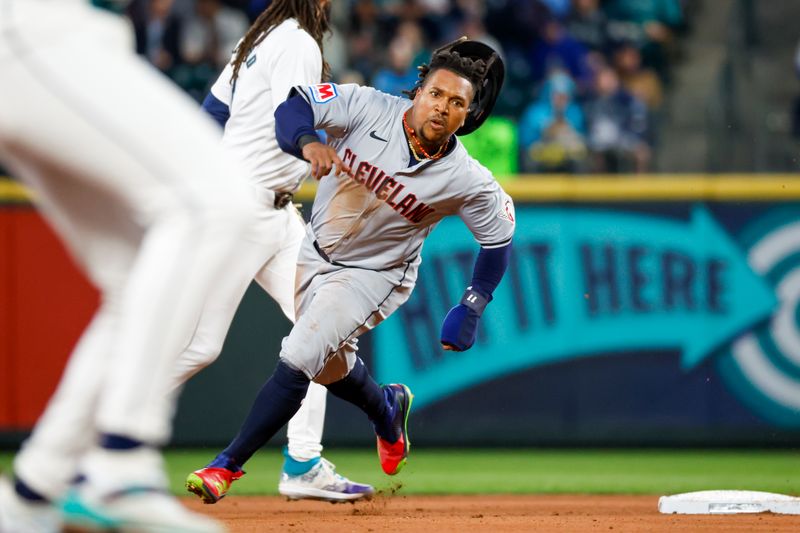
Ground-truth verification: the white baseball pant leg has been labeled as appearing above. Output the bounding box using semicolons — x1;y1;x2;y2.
169;202;300;386
169;204;328;461
0;0;256;497
254;213;328;461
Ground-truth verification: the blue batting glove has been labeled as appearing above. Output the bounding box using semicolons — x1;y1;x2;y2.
440;304;480;351
440;287;491;351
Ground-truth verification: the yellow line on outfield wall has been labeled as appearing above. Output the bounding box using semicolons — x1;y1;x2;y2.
4;175;800;204
0;178;33;203
500;175;800;201
298;174;800;202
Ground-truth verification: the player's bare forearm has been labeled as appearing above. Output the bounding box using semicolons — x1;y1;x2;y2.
302;142;350;180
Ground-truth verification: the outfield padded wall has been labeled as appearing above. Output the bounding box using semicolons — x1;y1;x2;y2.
0;207;98;430
3;176;800;447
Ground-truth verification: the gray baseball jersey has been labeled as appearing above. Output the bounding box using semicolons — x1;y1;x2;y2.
278;83;515;382
293;83;515;271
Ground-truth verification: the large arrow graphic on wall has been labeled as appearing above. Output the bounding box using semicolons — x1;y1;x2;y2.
374;206;777;408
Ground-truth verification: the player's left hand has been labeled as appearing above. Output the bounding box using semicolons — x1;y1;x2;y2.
440;303;480;352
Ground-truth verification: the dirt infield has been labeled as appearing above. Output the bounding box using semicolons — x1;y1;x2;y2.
183;494;800;532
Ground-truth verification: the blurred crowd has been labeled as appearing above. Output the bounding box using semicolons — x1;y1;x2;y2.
127;0;697;174
794;38;800;141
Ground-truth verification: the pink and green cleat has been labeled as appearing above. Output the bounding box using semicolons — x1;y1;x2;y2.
185;467;244;504
376;384;413;475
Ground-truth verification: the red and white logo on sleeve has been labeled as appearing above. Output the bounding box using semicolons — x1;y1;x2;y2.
310;83;338;103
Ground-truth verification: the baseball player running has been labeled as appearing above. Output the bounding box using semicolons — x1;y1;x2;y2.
0;1;256;532
175;0;372;503
186;38;514;502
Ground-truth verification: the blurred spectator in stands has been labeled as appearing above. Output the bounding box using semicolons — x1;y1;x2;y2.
540;0;572;20
128;0;183;74
612;40;663;111
485;0;550;51
370;19;427;95
584;66;651;173
566;0;610;59
455;15;504;64
350;0;380;34
482;0;551;116
376;0;460;46
394;19;429;66
324;27;349;80
336;69;366;86
453;0;484;20
372;35;419;96
348;0;384;81
414;0;457;43
175;0;248;100
529;19;593;92
518;71;587;173
604;0;683;81
386;0;424;21
793;39;800;140
181;0;248;69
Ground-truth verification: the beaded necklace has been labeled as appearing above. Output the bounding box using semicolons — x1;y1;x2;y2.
403;110;448;161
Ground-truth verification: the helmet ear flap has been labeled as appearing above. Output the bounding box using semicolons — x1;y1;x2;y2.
455;44;503;136
467;73;490;113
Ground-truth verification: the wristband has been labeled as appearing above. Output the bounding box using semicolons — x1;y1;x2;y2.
459;286;489;315
297;134;321;150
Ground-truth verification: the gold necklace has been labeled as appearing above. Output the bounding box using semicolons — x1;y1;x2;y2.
408;139;431;161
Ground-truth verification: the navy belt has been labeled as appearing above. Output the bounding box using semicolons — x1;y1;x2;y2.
313;240;347;267
312;240;414;272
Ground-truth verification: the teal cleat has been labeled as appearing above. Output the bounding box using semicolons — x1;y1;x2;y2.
61;485;225;533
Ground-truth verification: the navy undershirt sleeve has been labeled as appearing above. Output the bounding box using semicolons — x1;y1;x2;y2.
275;92;321;159
201;92;230;129
470;242;512;296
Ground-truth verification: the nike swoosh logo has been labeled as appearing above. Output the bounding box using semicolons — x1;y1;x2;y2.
369;130;388;142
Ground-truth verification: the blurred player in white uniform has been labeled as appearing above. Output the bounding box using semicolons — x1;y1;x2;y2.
0;0;258;531
175;0;372;503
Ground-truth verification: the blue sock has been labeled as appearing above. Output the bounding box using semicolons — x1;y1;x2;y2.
375;386;399;443
207;453;242;473
100;434;144;450
325;358;397;442
14;477;48;503
218;360;310;468
281;447;320;475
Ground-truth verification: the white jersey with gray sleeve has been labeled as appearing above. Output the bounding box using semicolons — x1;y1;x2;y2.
292;83;515;271
210;19;320;193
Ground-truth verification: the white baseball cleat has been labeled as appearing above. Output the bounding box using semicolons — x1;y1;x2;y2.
0;475;61;533
61;485;226;533
278;458;374;502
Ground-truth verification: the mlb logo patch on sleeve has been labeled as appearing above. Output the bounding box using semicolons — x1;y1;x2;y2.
310;83;338;103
